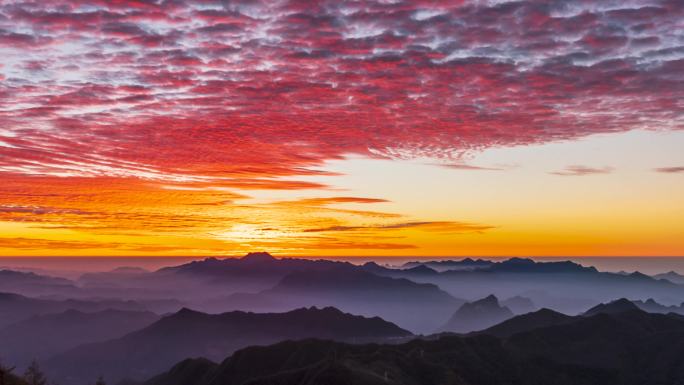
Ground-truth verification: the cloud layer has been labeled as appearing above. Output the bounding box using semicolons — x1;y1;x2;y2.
1;0;682;181
0;0;682;253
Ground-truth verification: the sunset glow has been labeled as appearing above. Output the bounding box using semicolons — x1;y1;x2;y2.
0;0;682;256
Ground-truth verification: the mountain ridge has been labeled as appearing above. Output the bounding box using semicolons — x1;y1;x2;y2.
45;306;411;385
140;310;684;385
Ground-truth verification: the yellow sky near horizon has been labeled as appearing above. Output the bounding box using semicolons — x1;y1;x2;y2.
1;129;683;257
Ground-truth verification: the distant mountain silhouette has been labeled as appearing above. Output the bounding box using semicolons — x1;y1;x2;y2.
151;253;354;300
240;252;278;263
403;265;439;274
477;308;574;338
401;258;494;271
220;267;463;333
653;271;684;284
501;295;537;314
65;255;684;319
142;311;684;385
45;306;410;385
369;258;684;315
359;261;392;274
484;258;598;273
0;291;147;328
160;252;344;279
0;269;78;297
438;295;514;333
0;308;159;367
69;253;374;315
583;298;641;316
632;298;684;314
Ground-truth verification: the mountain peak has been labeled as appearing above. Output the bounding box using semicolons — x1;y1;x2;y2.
439;294;513;333
507;257;535;264
474;294;499;306
173;307;204;318
241;252;277;262
653;270;684;284
478;307;573;338
405;265;437;274
584;298;641;316
291;306;345;316
628;271;652;280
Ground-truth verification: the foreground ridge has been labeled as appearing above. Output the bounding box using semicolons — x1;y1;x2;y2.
143;309;684;385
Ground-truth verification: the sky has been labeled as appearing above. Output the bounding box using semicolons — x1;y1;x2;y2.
0;0;682;257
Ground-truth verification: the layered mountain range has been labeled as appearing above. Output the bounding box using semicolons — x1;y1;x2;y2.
3;253;684;385
43;306;410;384
142;304;684;385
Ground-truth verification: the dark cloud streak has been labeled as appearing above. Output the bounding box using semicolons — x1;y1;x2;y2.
549;165;614;176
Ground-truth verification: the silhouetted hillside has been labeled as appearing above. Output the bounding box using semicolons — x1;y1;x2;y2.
144;358;217;385
143;310;684;385
45;306;410;384
583;298;640;316
504;309;684;377
477;308;574;338
0;308;159;367
438;295;514;333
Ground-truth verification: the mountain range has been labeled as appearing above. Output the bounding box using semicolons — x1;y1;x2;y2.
214;265;463;333
5;254;683;320
141;307;684;385
44;306;411;385
368;258;684;314
401;258;494;271
3;254;684;385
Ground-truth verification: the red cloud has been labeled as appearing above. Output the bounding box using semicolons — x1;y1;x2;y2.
0;0;681;187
